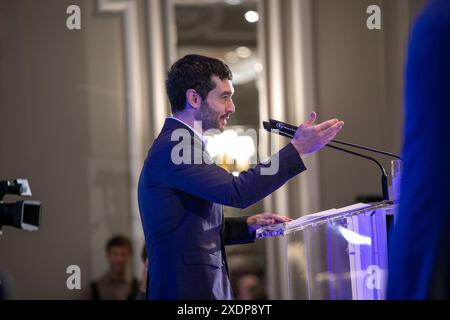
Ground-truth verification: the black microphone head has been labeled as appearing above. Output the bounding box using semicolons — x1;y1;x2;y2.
262;121;271;132
268;119;278;129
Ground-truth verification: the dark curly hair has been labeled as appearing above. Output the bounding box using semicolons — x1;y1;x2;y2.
105;235;133;253
166;54;233;113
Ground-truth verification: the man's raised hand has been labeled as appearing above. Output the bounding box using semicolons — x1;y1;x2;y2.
290;111;344;155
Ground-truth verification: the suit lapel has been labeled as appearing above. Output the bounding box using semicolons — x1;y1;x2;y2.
163;118;212;159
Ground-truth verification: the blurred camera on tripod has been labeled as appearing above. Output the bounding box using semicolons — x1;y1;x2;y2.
0;179;41;232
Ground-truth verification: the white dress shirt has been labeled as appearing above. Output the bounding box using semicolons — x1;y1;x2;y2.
169;116;208;145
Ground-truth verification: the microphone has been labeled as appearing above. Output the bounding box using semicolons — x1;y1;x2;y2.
263;119;402;201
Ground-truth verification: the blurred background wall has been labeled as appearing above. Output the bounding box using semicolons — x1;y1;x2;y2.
0;0;425;299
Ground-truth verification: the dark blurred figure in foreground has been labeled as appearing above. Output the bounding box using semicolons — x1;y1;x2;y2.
0;270;13;300
387;0;450;299
90;235;139;300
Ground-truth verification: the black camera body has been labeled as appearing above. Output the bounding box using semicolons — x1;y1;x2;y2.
0;179;41;232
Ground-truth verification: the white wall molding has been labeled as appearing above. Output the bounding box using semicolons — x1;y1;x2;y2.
97;0;145;276
258;0;320;299
290;0;321;218
147;0;171;136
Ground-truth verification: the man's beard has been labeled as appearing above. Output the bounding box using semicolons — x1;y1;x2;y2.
194;101;228;132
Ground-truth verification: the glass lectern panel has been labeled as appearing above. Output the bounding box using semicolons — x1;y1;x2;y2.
261;202;395;300
283;203;395;300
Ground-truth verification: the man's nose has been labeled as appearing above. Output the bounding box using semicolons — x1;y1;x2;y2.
227;99;236;114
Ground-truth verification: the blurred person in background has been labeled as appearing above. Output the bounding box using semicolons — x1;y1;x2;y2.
89;235;139;300
235;272;267;300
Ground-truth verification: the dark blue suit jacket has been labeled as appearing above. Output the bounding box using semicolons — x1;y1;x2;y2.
138;118;306;299
387;0;450;299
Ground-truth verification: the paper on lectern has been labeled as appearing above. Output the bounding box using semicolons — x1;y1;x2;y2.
255;203;370;238
286;208;338;229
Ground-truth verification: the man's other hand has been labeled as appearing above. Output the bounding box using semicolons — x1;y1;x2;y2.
247;213;292;232
290;111;344;155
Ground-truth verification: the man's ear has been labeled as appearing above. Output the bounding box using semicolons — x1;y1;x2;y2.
186;89;202;110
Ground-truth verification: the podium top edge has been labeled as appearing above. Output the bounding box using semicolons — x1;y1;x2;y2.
256;201;396;237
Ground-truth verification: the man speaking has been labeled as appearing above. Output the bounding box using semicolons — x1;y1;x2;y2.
138;54;344;299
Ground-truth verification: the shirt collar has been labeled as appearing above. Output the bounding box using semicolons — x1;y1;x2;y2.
169;116;208;145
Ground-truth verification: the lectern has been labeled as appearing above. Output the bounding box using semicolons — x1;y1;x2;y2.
257;201;396;300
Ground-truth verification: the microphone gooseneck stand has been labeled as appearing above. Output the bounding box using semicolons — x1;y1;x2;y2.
263;119;402;201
